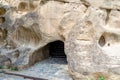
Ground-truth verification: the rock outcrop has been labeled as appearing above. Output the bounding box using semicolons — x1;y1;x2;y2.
0;0;120;80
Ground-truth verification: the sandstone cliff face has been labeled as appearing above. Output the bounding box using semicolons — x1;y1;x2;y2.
0;0;120;80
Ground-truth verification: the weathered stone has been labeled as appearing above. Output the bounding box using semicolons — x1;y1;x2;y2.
0;55;11;68
0;17;5;24
0;0;120;80
65;5;120;80
80;0;120;10
0;7;6;15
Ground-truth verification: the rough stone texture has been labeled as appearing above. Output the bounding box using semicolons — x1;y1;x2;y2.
0;0;120;80
80;0;120;10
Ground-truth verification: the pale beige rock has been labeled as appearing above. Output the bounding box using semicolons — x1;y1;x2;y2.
65;5;120;80
0;0;120;80
80;0;120;10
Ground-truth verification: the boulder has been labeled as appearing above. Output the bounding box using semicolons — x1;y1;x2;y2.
0;0;120;80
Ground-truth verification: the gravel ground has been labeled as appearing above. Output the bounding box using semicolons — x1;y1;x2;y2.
0;58;73;80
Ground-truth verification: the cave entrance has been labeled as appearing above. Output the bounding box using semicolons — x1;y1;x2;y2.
49;40;66;58
25;41;71;79
31;40;67;64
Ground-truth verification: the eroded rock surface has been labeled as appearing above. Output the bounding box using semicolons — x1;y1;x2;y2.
0;0;120;80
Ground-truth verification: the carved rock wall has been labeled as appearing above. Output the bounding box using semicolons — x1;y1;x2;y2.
0;0;120;80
